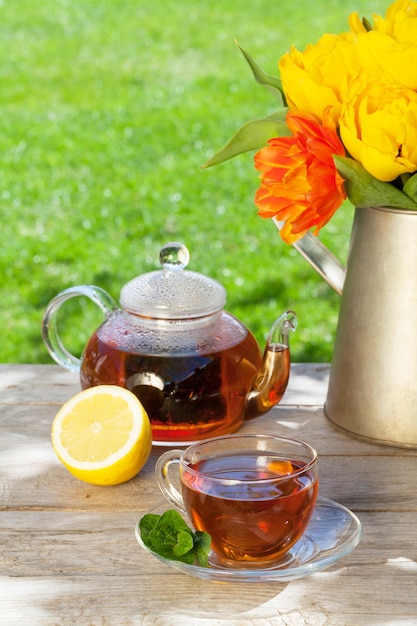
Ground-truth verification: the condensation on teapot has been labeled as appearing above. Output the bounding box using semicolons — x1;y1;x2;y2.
42;241;296;444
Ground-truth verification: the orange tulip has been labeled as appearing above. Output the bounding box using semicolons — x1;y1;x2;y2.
254;110;347;243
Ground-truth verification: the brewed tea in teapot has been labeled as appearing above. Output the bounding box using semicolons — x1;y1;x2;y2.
42;242;296;444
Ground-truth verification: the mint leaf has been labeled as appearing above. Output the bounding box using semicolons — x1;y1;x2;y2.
156;509;190;533
138;513;159;545
139;510;211;567
173;530;194;558
194;531;212;568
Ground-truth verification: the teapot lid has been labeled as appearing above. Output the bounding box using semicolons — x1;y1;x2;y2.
119;242;226;319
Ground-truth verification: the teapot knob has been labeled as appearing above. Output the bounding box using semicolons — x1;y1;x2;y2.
159;242;190;271
120;241;225;318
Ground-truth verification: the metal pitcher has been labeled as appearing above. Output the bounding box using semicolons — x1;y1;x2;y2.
274;205;417;448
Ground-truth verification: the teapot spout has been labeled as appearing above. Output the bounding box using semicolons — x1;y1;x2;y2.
245;311;297;420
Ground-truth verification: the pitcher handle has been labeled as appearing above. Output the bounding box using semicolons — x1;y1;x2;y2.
41;285;117;373
272;218;346;296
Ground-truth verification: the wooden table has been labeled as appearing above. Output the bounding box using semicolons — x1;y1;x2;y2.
1;363;417;625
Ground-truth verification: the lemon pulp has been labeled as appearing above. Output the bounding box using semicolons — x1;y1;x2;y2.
51;385;152;485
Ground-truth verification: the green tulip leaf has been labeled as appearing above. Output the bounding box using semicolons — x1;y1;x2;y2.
362;17;373;32
235;41;285;104
202;110;290;168
403;172;417;203
334;156;417;210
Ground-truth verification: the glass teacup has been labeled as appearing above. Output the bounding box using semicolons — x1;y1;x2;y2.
155;433;319;568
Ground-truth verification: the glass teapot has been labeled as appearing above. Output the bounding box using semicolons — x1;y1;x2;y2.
42;242;297;444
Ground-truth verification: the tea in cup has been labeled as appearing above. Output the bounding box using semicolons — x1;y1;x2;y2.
155;434;318;568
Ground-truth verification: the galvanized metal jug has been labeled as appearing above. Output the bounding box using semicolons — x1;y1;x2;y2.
275;206;417;448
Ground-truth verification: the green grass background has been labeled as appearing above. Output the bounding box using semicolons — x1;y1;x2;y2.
1;0;377;364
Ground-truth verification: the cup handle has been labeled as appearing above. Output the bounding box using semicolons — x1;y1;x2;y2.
155;450;186;513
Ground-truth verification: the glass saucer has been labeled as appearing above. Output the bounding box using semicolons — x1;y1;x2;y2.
134;496;362;583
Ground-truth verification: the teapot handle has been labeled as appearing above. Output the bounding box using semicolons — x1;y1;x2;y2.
41;285;118;373
272;218;346;296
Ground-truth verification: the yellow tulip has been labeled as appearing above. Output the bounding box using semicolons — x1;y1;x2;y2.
352;1;417;90
340;73;417;182
374;0;417;44
279;2;417;126
353;30;417;91
279;32;360;126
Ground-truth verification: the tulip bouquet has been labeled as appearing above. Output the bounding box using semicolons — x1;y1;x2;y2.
203;0;417;244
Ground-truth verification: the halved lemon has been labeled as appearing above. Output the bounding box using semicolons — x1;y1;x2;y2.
51;385;152;485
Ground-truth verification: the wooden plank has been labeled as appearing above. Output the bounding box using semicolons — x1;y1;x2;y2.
2;577;417;626
0;363;330;406
1;507;417;622
2;364;417;625
1;560;417;625
4;397;417;458
281;362;329;405
243;405;417;456
2;404;417;511
1;510;416;575
0;365;78;405
1;451;416;514
1;420;417;512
